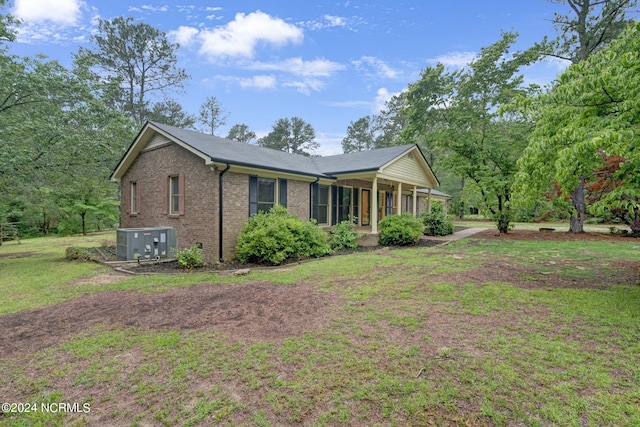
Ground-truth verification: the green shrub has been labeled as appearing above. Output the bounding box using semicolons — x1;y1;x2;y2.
176;244;204;269
330;220;361;251
236;205;331;265
494;211;514;234
422;213;454;236
379;213;424;246
65;246;95;262
421;202;454;236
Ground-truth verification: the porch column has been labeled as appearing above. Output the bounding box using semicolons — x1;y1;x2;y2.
427;188;432;213
396;182;402;215
412;186;417;217
371;177;378;234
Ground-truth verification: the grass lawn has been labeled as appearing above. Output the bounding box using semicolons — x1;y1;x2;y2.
1;230;639;426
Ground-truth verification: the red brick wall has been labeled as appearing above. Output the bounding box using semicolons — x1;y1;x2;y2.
120;143;219;263
220;174;312;261
287;179;310;221
220;171;248;261
121;144;315;263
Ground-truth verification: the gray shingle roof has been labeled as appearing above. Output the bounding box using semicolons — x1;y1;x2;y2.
150;122;416;178
151;122;328;178
312;144;416;174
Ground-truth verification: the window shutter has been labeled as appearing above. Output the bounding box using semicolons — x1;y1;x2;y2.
353;188;359;224
311;182;319;220
279;179;287;208
249;175;258;216
123;181;131;215
178;174;185;215
136;182;142;214
162;176;168;215
331;185;338;226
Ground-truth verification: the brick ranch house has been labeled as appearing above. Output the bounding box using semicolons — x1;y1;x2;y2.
110;121;448;263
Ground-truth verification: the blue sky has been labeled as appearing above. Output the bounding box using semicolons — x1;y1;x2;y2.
8;0;568;155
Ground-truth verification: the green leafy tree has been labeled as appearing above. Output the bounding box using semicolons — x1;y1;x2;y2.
0;0;18;44
1;49;134;235
147;99;196;128
538;0;637;64
74;16;189;126
374;93;408;148
514;22;640;236
536;0;637;232
226;123;256;143
198;96;229;135
258;117;318;156
402;32;538;231
342;116;375;153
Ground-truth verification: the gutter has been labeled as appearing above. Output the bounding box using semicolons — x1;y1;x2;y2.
309;177;320;220
218;163;231;263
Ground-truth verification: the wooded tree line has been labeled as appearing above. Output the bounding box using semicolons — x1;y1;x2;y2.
1;0;638;237
344;0;639;235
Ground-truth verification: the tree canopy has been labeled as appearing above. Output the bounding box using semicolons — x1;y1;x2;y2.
513;22;640;235
401;32;538;230
258;117;318;156
342;116;376;153
198;96;229;136
226;124;257;143
74;16;189;126
538;0;637;63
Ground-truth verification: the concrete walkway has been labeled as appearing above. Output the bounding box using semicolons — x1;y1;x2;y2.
421;227;487;242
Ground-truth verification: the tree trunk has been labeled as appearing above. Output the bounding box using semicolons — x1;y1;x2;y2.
459;178;465;219
81;212;87;236
569;175;586;233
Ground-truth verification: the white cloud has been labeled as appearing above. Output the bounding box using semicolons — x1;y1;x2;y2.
301;14;348;30
205;74;277;91
248;57;345;77
240;75;277;90
14;0;82;25
283;78;325;95
313;132;345;156
373;87;402;113
139;5;168;13
198;11;303;59
168;26;199;47
324;15;346;27
429;51;477;68
353;56;401;80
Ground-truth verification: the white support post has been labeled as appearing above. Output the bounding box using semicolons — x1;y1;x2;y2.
371;177;378;234
412;186;417;217
427;188;432;213
397;182;403;215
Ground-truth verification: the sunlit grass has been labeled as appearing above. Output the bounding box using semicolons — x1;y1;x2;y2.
1;231;639;425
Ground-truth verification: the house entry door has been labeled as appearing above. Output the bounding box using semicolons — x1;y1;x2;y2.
361;189;370;226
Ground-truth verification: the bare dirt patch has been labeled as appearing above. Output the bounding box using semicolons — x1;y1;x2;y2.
68;273;131;286
0;251;38;259
438;259;640;289
0;283;338;357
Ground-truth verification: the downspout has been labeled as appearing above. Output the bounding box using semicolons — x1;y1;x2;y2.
218;163;231;263
309;177;320;220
